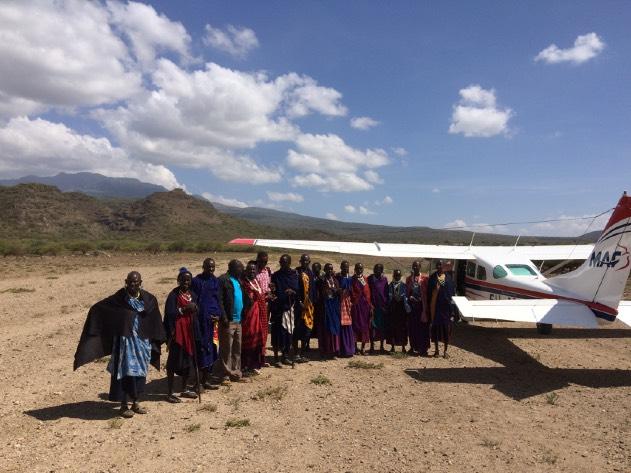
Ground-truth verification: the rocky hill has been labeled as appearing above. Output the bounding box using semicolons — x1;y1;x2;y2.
0;184;330;244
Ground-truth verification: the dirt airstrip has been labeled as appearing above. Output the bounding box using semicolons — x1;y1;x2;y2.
0;253;630;473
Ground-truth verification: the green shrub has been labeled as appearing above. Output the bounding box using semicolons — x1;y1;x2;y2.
0;241;26;256
30;242;63;256
145;241;163;253
167;241;187;252
66;241;96;254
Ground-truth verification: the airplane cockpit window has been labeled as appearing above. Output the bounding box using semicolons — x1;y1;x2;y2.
506;264;537;276
476;265;487;280
493;265;507;279
466;261;476;278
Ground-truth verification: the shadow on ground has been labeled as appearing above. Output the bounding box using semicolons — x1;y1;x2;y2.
25;375;171;421
405;323;631;400
24;401;119;421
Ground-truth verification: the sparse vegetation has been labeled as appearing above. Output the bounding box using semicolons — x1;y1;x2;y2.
108;418;124;429
251;385;288;401
347;360;383;370
481;438;501;448
184;423;201;433
198;404;217;413
390;351;409;359
311;374;332;386
228;397;242;412
540;449;558;464
545;392;559;405
157;277;174;285
225;418;250;428
1;287;35;294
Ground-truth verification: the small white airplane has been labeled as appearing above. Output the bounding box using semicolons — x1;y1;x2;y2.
230;192;631;332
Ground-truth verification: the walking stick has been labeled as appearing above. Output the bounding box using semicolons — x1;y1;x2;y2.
189;307;202;403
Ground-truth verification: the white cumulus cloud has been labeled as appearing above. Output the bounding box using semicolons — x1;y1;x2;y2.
344;204;375;215
392;147;408;156
288;133;390;192
204;24;259;58
535;33;605;65
266;191;304;202
0;0;142;117
107;0;192;68
449;84;512;138
325;212;339;220
350;116;379;130
0;116;181;189
443;219;509;234
443;212;611;237
94;59;350;184
0;1;393;195
202;192;248;208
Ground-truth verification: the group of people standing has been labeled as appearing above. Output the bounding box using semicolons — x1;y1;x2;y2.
74;252;455;418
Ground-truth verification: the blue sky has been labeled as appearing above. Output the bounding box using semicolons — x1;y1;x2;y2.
0;1;629;236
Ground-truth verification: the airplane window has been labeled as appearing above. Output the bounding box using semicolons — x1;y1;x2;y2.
506;264;537;276
476;265;487;280
493;265;507;279
466;261;476;278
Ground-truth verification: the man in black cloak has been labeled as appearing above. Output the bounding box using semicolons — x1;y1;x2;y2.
74;271;166;417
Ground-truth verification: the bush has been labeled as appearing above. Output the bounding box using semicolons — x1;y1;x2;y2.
66;241;96;254
30;241;63;256
145;241;163;253
96;240;117;251
167;241;187;252
0;240;26;256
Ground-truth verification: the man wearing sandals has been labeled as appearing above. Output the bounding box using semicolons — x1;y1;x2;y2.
74;271;166;418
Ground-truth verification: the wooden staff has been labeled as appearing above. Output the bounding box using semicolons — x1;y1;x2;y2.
189;306;202;403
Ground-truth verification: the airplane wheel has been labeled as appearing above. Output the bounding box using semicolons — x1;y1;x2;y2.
536;323;552;335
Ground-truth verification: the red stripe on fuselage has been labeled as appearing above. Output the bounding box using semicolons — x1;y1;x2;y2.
463;276;618;316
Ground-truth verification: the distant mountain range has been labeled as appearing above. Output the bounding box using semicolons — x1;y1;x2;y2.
212;203;598;245
0;172;601;245
0;172;167;198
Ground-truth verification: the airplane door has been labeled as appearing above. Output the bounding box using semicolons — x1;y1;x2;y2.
455;260;466;296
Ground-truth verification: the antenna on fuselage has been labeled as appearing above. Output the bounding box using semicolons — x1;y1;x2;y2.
512;235;521;251
468;232;476;249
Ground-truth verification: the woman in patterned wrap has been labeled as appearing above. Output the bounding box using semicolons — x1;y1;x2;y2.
317;263;341;358
164;268;199;403
241;261;267;374
336;260;355;357
351;262;373;355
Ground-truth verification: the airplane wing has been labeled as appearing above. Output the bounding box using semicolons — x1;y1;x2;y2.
229;239;477;259
229;238;593;261
452;296;600;328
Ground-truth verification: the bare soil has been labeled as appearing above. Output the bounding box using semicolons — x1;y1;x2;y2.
1;253;630;473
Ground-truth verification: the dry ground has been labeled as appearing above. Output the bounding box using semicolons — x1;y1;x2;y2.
1;253;630;473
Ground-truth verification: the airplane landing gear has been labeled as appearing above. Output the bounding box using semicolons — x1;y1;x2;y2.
536;323;552;335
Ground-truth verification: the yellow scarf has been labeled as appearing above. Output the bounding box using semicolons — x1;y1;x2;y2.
301;271;315;330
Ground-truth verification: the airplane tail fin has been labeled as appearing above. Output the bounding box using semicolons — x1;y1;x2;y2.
547;192;631;322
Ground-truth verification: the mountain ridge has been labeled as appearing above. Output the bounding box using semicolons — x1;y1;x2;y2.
0;172;601;246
